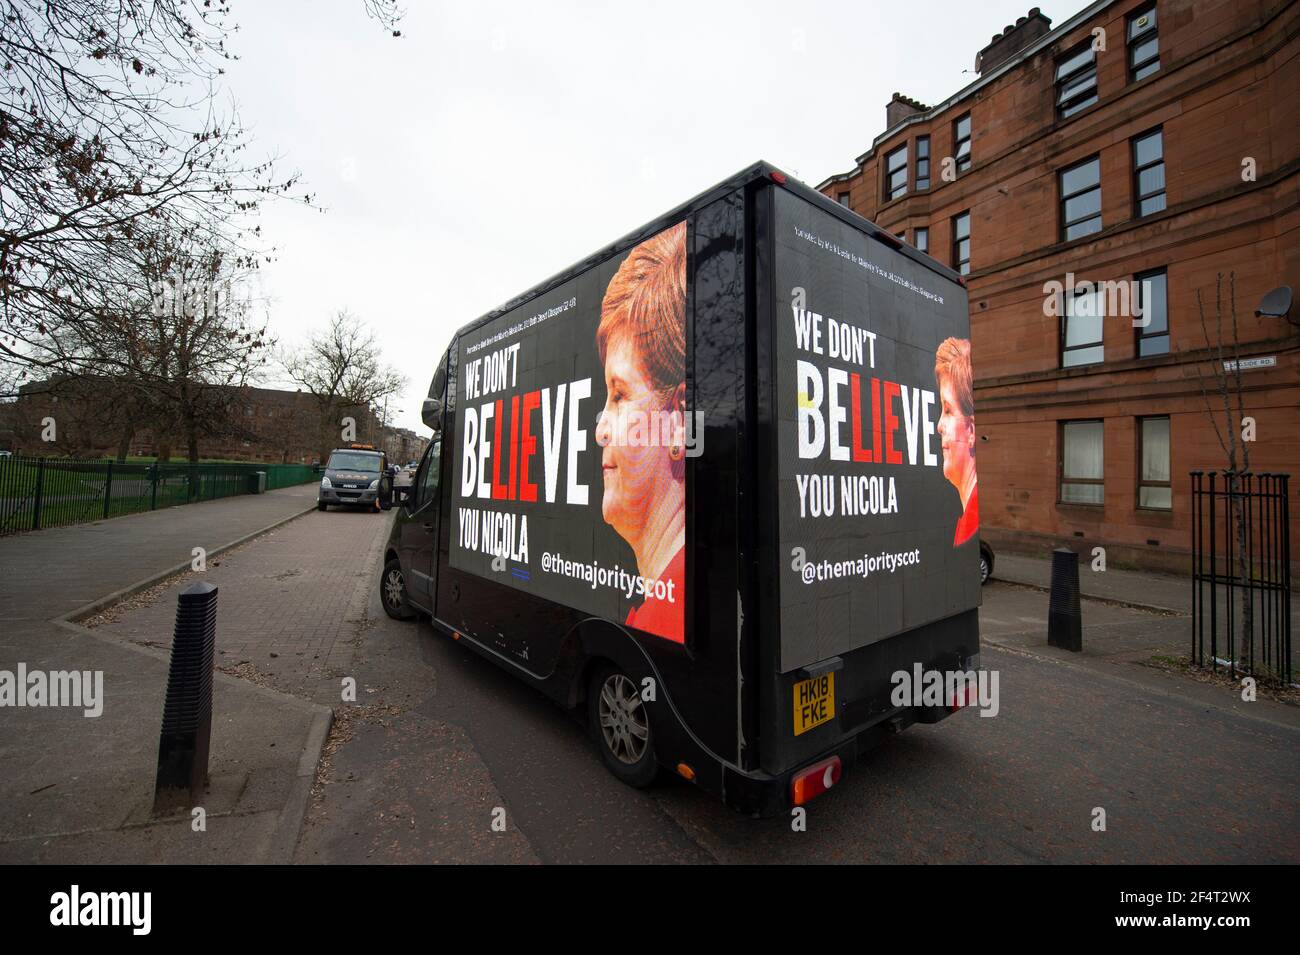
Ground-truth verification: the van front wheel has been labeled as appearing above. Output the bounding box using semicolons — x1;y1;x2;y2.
380;558;416;620
589;664;658;788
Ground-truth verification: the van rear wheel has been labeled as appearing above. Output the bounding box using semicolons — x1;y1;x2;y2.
589;664;658;788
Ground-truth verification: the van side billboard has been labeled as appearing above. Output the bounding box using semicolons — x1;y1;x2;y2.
450;221;690;645
773;189;979;672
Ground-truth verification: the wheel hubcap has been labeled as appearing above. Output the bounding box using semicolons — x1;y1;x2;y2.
598;673;649;765
384;569;404;608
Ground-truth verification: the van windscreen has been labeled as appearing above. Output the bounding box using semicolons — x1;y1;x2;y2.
327;452;381;472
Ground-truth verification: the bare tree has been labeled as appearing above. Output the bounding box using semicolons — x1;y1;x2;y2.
1194;273;1251;474
1193;271;1255;662
1;0;405;392
0;1;308;389
363;0;406;35
282;311;405;459
139;238;273;462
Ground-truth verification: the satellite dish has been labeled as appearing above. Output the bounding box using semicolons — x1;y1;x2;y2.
1255;285;1292;319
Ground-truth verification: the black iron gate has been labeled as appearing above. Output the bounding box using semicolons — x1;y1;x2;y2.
1190;471;1292;684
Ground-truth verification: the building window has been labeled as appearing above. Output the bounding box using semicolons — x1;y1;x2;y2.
1055;43;1098;119
951;212;970;275
915;136;930;190
1061;284;1104;367
1128;5;1160;81
915;227;928;254
1132;128;1165;216
837;191;850;207
1060;420;1104;505
1135;268;1169;356
885;144;908;200
1060;155;1102;241
1138;416;1171;509
953;114;971;172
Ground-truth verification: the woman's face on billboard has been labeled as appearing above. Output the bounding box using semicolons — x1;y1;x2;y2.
594;333;680;539
937;376;974;488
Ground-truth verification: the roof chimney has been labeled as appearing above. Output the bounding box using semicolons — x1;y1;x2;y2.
975;7;1052;75
886;92;929;129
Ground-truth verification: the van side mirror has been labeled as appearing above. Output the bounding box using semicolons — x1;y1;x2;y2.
422;396;444;437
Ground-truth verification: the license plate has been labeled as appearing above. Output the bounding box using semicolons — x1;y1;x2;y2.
793;672;835;736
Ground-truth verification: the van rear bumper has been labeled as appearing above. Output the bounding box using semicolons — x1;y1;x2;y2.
718;704;963;817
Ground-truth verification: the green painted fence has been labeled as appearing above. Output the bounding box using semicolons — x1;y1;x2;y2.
0;456;318;536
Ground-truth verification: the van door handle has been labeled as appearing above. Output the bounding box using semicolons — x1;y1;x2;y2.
423;522;436;531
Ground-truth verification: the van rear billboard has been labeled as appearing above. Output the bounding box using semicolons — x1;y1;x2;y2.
773;190;979;672
450;222;690;645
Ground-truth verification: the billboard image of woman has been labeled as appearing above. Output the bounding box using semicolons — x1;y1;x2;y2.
593;221;688;644
935;337;978;547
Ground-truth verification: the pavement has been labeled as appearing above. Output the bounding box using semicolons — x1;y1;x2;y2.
0;485;329;863
992;551;1190;614
91;502;535;863
990;549;1298;676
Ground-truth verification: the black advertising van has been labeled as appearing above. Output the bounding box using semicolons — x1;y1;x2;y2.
381;162;982;816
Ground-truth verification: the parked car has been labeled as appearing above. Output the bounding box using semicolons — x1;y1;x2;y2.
979;540;995;585
317;444;390;511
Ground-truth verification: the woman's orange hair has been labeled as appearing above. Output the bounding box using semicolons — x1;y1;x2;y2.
934;337;974;419
597;221;687;398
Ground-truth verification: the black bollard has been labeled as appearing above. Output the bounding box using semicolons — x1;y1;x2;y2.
153;581;218;814
1047;547;1082;652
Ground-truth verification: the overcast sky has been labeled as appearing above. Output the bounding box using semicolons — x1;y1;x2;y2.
223;0;1090;435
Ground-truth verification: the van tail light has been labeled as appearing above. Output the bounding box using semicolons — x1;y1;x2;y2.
791;756;842;806
949;675;975;711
